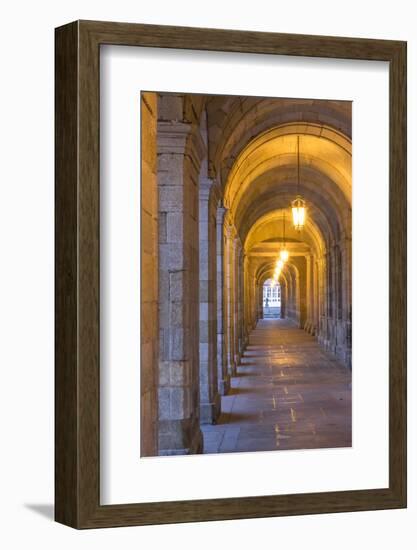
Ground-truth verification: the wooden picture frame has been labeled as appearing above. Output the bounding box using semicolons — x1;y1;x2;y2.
55;20;407;528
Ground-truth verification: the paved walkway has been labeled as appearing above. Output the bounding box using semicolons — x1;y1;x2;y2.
202;319;351;454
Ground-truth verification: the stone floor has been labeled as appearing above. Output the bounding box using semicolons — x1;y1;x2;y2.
202;319;351;454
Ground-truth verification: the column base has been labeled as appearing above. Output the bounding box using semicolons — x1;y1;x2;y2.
229;362;237;377
200;392;221;424
158;418;203;456
219;374;231;396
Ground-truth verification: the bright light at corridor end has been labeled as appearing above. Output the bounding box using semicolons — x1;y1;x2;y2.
291;196;306;231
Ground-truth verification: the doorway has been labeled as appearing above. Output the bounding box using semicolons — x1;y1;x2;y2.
263;278;281;319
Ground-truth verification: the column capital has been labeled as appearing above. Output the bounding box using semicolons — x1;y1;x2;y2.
157;121;206;170
216;206;227;224
157;120;191;154
199;176;217;200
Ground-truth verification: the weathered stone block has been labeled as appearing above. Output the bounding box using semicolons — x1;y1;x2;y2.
199;361;209;386
158;361;170;386
199;320;209;343
159;328;169;361
158;297;170;328
158;387;171;420
167;212;184;243
158;185;184;213
170;361;190;386
170;301;184;327
199;280;209;301
157;168;185;187
170;387;190;419
157;153;185;176
158;94;183;121
199;302;209;321
159;243;184;271
170;328;187;361
169;271;185;301
158;212;167;244
200;342;209;361
199;202;210;223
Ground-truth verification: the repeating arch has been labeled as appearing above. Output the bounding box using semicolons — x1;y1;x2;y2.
141;91;352;457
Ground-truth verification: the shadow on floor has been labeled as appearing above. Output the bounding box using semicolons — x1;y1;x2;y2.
24;503;54;521
227;386;252;395
216;411;259;425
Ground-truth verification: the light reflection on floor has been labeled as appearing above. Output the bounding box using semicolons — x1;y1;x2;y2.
201;319;352;454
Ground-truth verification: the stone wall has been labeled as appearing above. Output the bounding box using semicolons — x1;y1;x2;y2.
140;93;158;457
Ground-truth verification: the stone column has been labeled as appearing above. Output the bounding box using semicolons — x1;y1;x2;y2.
304;254;316;334
281;279;286;319
233;238;242;367
340;235;352;367
225;223;237;377
199;178;221;423
216;206;230;395
157;115;205;455
328;247;336;352
317;253;328;347
295;257;306;328
257;282;263;320
312;258;319;335
286;272;294;321
252;269;258;327
238;252;246;350
243;254;249;341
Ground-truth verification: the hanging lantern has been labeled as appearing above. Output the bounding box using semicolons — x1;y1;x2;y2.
292;136;307;231
280;248;289;262
292;196;306;231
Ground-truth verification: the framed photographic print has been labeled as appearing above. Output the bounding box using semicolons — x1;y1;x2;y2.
55;20;407;528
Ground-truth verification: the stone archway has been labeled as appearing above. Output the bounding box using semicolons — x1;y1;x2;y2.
140;92;352;457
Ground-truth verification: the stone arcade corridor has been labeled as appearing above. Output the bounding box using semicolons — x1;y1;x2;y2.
141;92;352;457
202;319;351;454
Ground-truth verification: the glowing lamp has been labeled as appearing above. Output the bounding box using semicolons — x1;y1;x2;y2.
291;196;306;231
279;249;289;262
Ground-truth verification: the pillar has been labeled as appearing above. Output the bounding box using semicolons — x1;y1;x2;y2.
233;238;242;367
216;206;230;395
157;107;205;455
199;178;221;423
225;223;237;377
340;235;352;367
